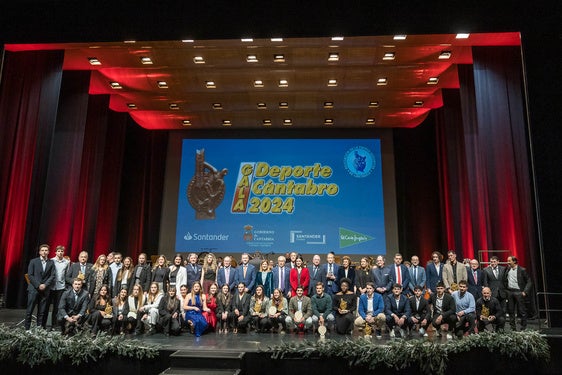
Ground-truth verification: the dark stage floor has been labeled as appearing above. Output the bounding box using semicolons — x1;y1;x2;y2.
0;307;551;352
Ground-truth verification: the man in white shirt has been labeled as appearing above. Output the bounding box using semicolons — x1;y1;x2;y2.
44;245;69;329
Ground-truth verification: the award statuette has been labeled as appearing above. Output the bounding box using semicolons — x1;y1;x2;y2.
317;325;327;338
294;310;303;322
268;306;277;316
187;149;228;220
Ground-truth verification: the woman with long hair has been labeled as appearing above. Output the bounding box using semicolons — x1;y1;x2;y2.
88;254;109;296
355;257;374;296
216;284;232;333
255;260;274;298
229;282;251;333
200;253;218;294
289;255;310;296
184;281;208;337
202;282;219;331
138;282;163;335
337;256;356;292
250;284;269;332
87;284;113;335
169;254;187;290
158;286;181;336
114;256;135;297
266;288;288;333
112;287;129;334
151;255;170;293
127;284;145;334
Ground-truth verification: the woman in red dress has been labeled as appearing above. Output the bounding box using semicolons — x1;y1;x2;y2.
202;282;218;331
289;255;310;296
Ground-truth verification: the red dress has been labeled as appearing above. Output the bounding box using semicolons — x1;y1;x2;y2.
289;267;310;296
202;294;218;330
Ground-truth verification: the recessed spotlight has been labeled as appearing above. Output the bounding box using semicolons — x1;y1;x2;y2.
157;81;168;88
279;102;289;109
427;77;439;85
110;82;122;89
456;33;470;39
262;119;272;126
254;80;264;87
327;79;338;87
328;52;339;61
366;118;376;125
278;79;288;87
212;103;223;109
247;54;258;63
140;56;153;65
393;35;407;40
368;101;379;108
331;36;344;41
181;39;194;43
382;52;395;61
124;40;136;44
182;119;191;126
169;103;180;110
241;38;254;42
283;119;292;126
324;101;334;109
205;81;216;88
193;56;205;64
257;102;267;109
88;57;101;66
413;101;424;107
273;54;285;63
222;120;232;126
377;77;388;86
127;103;137;109
324;119;334;125
271;38;283;42
439;51;452;59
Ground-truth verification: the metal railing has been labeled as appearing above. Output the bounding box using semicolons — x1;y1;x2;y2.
536;291;562;329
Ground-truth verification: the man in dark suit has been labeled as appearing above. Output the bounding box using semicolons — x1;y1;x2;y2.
466;259;484;300
321;252;339;295
482;255;507;311
408;285;431;336
372;255;392;295
408;255;426;293
229;282;251;332
388;253;411;295
384;283;412;338
271;255;291;298
476;286;505;332
25;244;56;330
185;252;202;291
217;255;237;294
426;251;444;294
234;253;256;294
503;255;532;330
429;282;456;339
58;277;89;335
307;254;326;296
132;252;151;292
66;251;92;291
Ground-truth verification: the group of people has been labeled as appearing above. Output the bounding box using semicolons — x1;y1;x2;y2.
24;245;533;340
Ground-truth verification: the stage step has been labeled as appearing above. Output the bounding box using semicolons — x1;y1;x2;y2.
161;368;241;375
167;350;246;372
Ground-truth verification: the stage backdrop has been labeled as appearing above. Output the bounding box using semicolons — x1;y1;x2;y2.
174;138;387;255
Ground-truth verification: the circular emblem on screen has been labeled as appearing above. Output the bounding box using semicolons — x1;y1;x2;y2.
344;146;375;178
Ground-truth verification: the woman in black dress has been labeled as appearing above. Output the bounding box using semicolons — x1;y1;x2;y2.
332;278;356;334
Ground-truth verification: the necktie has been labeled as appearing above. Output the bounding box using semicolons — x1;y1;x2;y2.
243;265;247;278
81;264;85;274
413;267;417;282
329;264;332;275
473;270;477;284
279;268;284;289
225;267;230;283
74;292;78;303
493;268;498;278
41;258;46;272
396;265;402;285
314;266;318;277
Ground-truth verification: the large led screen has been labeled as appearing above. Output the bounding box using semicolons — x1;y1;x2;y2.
175;139;386;255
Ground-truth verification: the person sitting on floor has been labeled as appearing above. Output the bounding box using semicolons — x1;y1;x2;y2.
250;285;270;332
311;282;334;333
451;279;476;338
58;278;89;335
384;283;411;338
286;285;313;333
408;285;431;337
184;281;208;337
355;282;385;338
476;286;505;333
158;286;181;336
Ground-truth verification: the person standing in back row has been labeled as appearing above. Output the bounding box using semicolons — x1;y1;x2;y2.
25;244;55;330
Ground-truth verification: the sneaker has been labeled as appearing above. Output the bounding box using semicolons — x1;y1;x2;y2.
399;328;406;338
389;328;395;338
375;330;382;339
419;327;425;336
446;333;453;340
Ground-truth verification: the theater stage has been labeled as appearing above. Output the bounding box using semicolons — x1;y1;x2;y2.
1;308;559;375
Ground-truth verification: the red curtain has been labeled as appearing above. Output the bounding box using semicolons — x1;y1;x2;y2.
435;47;535;267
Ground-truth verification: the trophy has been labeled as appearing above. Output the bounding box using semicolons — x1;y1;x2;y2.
481;305;490;321
450;282;459;292
104;304;113;319
339;297;348;312
365;322;372;337
294;310;303;322
318;324;327;339
254;301;262;313
268;306;277;316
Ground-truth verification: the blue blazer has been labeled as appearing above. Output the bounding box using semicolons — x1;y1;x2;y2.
185;263;202;290
425;262;444;293
234;263;257;293
384;294;412;319
271;265;291;296
388;264;412;295
408;265;427;292
216;266;237;293
372;266;392;294
357;293;385;319
321;263;340;294
27;257;55;292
